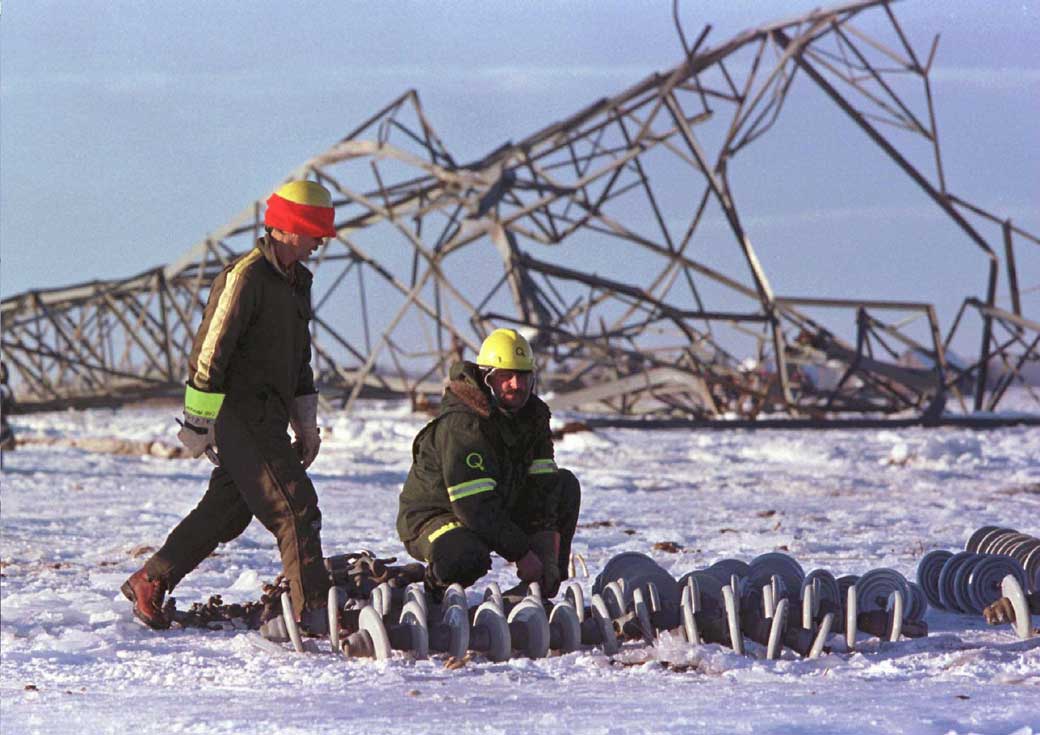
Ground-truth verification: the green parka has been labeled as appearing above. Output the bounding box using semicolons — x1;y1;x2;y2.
397;361;561;561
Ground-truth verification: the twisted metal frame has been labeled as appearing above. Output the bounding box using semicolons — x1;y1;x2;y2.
2;0;1037;421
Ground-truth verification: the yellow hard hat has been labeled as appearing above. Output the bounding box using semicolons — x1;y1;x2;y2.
476;328;535;371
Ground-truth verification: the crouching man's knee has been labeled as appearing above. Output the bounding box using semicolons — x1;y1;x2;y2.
428;530;492;589
558;468;581;510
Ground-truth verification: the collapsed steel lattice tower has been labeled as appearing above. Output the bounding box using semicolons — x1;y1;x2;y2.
3;0;1038;420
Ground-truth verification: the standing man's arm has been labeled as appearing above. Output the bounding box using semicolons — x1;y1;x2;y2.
289;291;321;468
178;257;260;458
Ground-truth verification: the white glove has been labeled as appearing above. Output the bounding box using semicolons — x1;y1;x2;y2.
177;385;223;465
177;413;218;465
289;393;321;469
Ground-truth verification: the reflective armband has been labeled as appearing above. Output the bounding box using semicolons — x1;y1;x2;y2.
184;384;225;420
447;477;497;502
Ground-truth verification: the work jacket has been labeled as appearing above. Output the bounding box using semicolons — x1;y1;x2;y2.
397;361;560;561
187;236;316;430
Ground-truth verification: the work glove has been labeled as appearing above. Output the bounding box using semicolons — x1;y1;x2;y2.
289;393;321;469
983;597;1016;625
528;530;562;597
515;549;544;584
177;385;223;465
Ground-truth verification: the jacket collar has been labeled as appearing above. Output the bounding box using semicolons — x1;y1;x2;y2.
443;361;492;418
257;235;313;288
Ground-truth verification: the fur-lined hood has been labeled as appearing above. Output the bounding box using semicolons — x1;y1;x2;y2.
441;360;549;424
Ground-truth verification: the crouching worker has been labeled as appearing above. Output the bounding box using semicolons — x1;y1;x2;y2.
122;181;337;633
396;328;581;601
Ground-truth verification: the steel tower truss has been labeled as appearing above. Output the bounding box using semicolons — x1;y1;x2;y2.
3;0;1037;420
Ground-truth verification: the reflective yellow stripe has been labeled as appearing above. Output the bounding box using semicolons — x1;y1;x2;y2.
528;458;558;475
196;249;261;387
447;477;496;502
428;521;461;544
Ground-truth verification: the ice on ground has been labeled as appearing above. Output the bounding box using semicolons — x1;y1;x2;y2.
2;401;1039;734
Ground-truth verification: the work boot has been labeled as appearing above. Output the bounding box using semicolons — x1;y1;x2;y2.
121;568;170;630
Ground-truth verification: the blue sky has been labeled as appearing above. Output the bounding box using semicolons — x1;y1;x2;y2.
1;1;1037;357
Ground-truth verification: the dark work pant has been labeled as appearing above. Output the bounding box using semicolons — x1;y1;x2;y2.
145;404;329;616
408;468;582;592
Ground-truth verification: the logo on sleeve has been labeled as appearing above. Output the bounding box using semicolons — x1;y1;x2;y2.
465;452;486;472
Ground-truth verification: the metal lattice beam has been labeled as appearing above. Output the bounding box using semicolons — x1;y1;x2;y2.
3;0;1037;421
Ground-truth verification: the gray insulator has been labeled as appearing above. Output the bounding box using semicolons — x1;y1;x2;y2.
951;554;985;614
483;582;504;614
916;549;953;610
590;593;620;655
443;583;467;610
961;525;1040;594
632;587;655;645
803;569;841;616
603;581;627;619
856;568;912;622
280;591;304;653
967;555;1027;613
1001;574;1035;640
845;585;858;651
328;586;341;652
431;603;469;659
706;558;751;583
937;551;977;613
808;612;834;659
801;582;816;630
508;598;550;659
977;528;1016;555
405;583;428;619
680;580;700;644
398;599;429;660
549;601;582;653
646;582;661;613
677;571;725;618
472;601;510;662
370;582;392;618
561;580;585;622
886;590;904;642
766;597;788;660
593;552;680;627
721;584;744;655
965;526;1001;553
358;605;391;660
907;582;928;623
748;552;805;603
1023;542;1040;593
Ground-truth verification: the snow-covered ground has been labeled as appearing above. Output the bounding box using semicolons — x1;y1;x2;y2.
2;400;1038;735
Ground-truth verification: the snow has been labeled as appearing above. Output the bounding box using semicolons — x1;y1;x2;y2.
2;401;1038;734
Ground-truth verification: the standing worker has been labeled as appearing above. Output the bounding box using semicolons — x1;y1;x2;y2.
397;328;582;601
122;180;336;633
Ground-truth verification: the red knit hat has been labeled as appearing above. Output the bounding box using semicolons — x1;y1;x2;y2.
264;181;337;238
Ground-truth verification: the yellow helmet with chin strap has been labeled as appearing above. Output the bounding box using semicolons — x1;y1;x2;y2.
476;328;535;371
